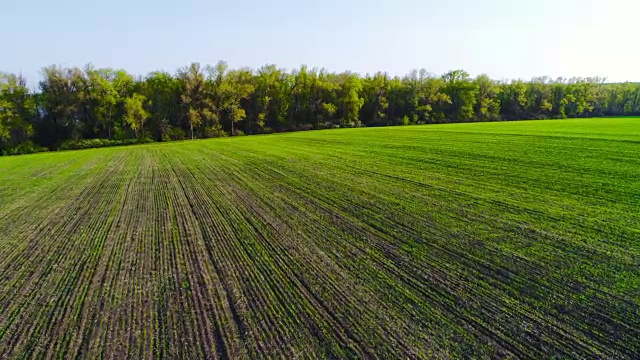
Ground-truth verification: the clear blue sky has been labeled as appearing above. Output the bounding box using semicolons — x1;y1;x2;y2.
3;0;638;85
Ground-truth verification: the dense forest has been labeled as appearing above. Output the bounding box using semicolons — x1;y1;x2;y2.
1;61;640;154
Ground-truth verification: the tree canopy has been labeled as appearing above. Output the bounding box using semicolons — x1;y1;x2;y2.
1;63;639;154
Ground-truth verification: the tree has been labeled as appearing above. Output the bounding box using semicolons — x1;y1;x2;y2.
142;71;181;140
0;73;36;151
361;72;390;125
179;62;216;139
405;70;451;123
219;68;254;135
336;72;364;126
500;80;529;120
442;70;478;121
564;79;595;118
4;60;640;155
249;64;296;131
550;81;568;118
39;65;86;147
525;77;554;119
312;69;338;126
110;70;134;137
86;66;118;139
474;74;501;121
124;94;149;138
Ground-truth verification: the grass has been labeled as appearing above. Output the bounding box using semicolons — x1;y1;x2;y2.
0;117;639;358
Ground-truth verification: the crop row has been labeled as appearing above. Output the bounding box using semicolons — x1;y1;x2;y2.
0;120;639;358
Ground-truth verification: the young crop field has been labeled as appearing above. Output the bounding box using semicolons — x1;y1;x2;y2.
0;117;639;358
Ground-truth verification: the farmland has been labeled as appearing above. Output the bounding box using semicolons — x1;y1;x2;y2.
0;117;639;358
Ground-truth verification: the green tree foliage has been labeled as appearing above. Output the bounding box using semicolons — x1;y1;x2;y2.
500;80;530;120
361;72;390;125
142;71;181;141
336;72;364;126
252;64;284;130
124;94;149;137
2;61;640;154
474;75;501;121
179;63;216;139
39;66;86;146
84;66;133;139
524;77;554;119
218;68;255;135
402;69;451;124
0;73;36;151
85;66;119;139
442;70;478;122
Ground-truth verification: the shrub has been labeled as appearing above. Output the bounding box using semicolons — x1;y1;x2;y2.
203;126;228;138
59;138;153;151
163;126;186;141
1;141;48;156
314;122;335;130
297;124;314;131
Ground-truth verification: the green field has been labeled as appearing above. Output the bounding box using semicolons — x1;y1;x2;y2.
0;117;639;358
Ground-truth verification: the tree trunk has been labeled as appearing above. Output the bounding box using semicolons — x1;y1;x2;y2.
107;107;112;139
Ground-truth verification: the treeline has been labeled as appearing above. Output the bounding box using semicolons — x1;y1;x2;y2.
2;62;640;154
